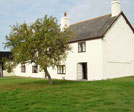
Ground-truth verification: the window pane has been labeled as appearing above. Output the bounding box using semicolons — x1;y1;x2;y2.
63;66;66;74
78;43;81;52
78;42;86;52
57;65;66;74
57;66;61;74
82;42;86;51
21;64;26;73
32;65;38;73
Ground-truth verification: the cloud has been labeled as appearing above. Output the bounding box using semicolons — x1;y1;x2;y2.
0;0;64;51
0;0;134;51
68;0;134;25
68;0;110;24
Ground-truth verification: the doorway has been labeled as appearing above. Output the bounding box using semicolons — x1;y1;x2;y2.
77;63;87;80
0;63;3;77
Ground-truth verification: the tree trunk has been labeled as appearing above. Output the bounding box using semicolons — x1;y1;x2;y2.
44;67;53;85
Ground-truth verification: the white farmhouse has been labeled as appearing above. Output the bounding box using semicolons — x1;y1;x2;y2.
3;0;134;80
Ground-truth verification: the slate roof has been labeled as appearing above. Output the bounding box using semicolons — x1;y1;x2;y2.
69;12;134;43
69;14;117;42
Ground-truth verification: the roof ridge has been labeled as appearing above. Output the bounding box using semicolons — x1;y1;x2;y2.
70;13;112;26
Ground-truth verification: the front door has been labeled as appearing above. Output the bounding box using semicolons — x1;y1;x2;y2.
77;63;83;80
77;63;87;80
82;63;87;80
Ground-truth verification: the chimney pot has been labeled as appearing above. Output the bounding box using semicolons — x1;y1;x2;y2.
64;12;67;17
60;12;70;32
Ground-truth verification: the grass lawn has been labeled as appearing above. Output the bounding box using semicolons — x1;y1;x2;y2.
0;77;134;112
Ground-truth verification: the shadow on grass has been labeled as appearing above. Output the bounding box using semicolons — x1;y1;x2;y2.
0;77;79;90
18;79;77;86
2;76;134;88
0;76;20;80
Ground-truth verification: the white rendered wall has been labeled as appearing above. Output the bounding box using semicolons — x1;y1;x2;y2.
14;63;45;78
14;62;68;79
103;15;134;79
14;39;103;81
3;70;15;77
52;39;103;80
65;39;103;81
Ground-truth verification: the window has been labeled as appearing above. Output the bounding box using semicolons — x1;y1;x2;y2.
78;41;86;53
32;65;38;73
21;64;26;73
57;65;66;74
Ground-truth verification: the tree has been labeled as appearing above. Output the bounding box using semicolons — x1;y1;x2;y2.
5;15;74;84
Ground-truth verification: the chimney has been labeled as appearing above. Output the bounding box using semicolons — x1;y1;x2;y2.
60;12;70;32
111;0;121;17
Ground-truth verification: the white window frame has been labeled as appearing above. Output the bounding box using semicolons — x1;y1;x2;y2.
32;65;38;73
57;65;66;74
21;64;26;73
78;41;86;53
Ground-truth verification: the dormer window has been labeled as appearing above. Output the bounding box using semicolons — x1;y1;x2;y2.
78;42;86;53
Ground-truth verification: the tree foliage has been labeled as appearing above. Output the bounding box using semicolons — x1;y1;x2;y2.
5;15;74;84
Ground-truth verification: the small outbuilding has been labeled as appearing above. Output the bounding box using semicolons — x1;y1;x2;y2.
0;52;12;77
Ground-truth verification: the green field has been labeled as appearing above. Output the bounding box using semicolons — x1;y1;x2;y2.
0;76;134;112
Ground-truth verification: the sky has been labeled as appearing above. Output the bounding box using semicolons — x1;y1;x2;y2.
0;0;134;51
